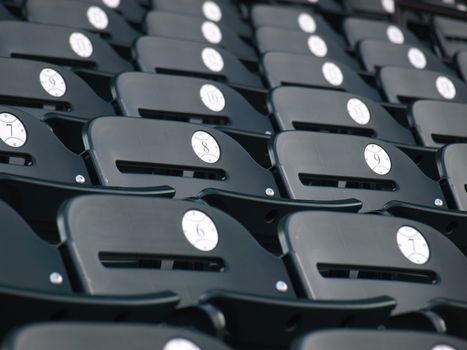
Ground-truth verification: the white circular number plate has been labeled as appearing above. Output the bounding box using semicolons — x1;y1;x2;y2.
432;346;457;350
201;21;222;44
436;76;456;100
69;32;93;58
201;47;224;72
200;84;225;112
202;1;222;22
163;338;202;350
87;6;109;30
102;0;119;8
347;98;371;125
397;226;430;265
0;113;27;148
182;210;219;252
407;47;427;69
364;144;391;175
381;0;395;13
191;131;220;163
307;35;328;57
39;68;67;97
297;13;316;33
322;62;344;86
386;25;405;44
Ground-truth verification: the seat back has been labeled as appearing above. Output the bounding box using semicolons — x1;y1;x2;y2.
271;131;445;211
281;211;467;314
84;117;278;198
59;195;293;306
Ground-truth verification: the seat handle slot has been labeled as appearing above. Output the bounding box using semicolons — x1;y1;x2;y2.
116;160;227;181
299;174;397;191
99;252;225;272
318;263;437;284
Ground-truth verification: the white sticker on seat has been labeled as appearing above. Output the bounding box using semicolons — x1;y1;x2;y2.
69;32;93;58
436;76;456;100
381;0;395;13
307;35;328;57
87;6;109;30
386;25;405;44
298;13;316;33
364;144;391;175
202;1;222;22
347;98;370;125
191;130;220;163
39;68;66;97
201;21;222;44
182;210;219;252
322;62;343;86
396;226;430;265
407;47;427;69
201;47;224;72
200;84;225;112
0;113;27;148
164;338;202;350
102;0;119;8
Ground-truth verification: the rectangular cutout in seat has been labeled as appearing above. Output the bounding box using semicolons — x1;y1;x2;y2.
432;133;467;145
116;160;227;181
0;95;70;112
299;174;397;191
99;252;225;272
0;151;32;166
11;53;96;69
292;121;374;137
155;67;227;83
139;108;230;126
318;263;437;284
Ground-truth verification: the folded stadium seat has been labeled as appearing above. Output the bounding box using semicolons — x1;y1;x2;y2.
59;195;293;302
270;87;415;144
3;323;233;350
0;106;89;184
250;5;346;48
344;18;421;49
145;12;257;64
0;199;179;334
134;37;263;89
84;117;277;198
113;73;272;135
270;132;446;212
438;143;467;211
78;0;145;24
0;21;131;75
433;16;467;58
292;329;467;350
280;211;467;314
273;0;343;13
152;0;251;38
379;67;467;104
255;27;360;69
59;194;395;348
358;40;451;74
262;52;381;100
344;0;397;16
26;0;139;48
454;51;467;82
410;100;467;148
0;57;114;121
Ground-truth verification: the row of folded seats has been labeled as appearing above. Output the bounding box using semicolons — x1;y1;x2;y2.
0;0;464;348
